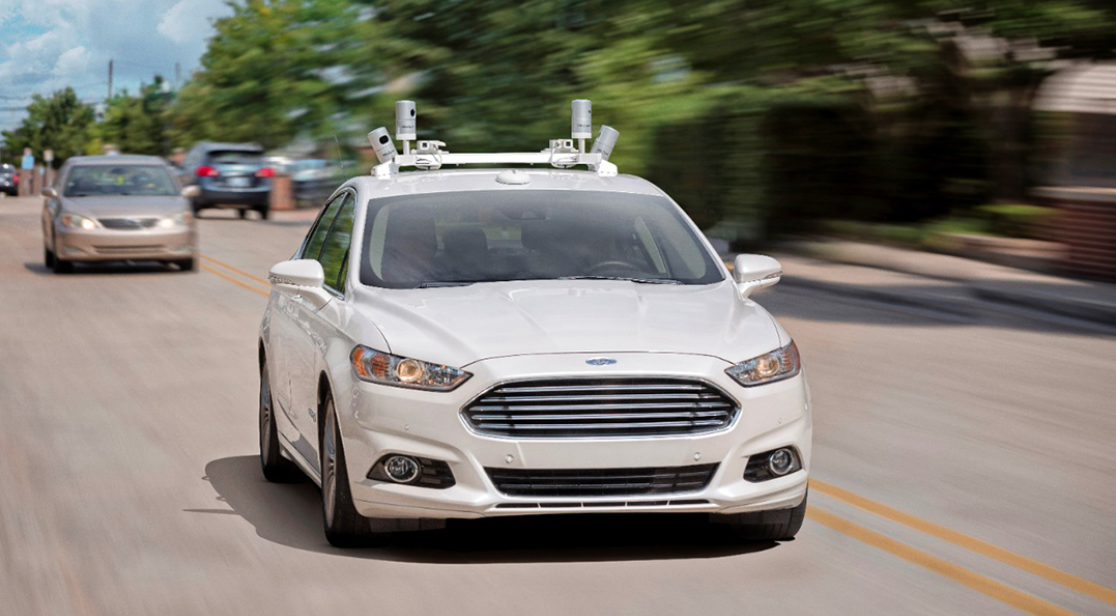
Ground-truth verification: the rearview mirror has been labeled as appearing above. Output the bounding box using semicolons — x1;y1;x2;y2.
733;254;782;299
269;259;325;289
181;185;201;199
42;187;58;198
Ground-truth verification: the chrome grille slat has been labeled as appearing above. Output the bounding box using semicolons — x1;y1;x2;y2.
464;378;738;438
99;217;160;230
486;464;720;497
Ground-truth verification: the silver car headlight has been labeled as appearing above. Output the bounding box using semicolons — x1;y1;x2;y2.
157;212;193;228
61;213;97;230
350;345;471;391
726;341;801;387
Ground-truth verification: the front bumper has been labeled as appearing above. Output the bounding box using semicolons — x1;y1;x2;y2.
338;352;811;520
55;225;196;261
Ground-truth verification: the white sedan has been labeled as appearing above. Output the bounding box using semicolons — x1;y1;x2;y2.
259;168;811;547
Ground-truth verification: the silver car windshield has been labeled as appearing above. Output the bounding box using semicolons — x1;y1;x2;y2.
64;165;178;197
359;190;724;289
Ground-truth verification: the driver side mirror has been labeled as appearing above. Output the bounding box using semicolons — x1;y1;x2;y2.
181;185;201;199
269;259;333;308
42;187;58;198
733;254;782;299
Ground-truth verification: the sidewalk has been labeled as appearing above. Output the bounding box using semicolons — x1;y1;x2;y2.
765;240;1116;327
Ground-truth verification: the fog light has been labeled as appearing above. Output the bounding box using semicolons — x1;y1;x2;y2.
768;448;795;476
384;455;420;483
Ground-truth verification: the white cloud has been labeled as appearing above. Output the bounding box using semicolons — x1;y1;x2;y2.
0;0;232;131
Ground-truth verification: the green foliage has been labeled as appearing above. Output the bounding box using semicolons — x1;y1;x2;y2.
1;88;95;167
93;77;174;156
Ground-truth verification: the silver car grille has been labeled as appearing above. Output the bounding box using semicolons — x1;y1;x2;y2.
99;217;160;230
463;378;738;438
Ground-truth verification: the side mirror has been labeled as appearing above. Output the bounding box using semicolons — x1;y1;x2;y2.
269;259;331;308
181;185;201;199
733;254;782;299
42;187;58;198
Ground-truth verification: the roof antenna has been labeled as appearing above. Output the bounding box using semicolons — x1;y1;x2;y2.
333;134;349;179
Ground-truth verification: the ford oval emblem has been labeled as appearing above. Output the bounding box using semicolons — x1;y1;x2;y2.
586;357;617;366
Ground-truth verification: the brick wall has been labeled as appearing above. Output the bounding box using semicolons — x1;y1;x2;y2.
1037;188;1116;280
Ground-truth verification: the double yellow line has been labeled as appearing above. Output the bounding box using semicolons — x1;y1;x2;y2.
198;253;270;297
198;252;1114;615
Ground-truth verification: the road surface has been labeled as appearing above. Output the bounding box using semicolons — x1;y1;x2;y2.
1;195;1114;616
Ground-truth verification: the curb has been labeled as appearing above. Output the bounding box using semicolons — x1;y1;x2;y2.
780;276;976;317
970;286;1116;328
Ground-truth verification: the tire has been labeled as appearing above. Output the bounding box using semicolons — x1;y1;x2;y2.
722;491;808;542
191;202;203;217
238;208;249;219
259;361;303;483
174;258;195;272
320;394;388;548
256;205;270;221
44;245;55;268
52;254;73;274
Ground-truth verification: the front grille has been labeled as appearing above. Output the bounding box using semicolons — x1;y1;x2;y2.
93;245;163;254
99;218;159;230
464;378;738;438
486;464;719;497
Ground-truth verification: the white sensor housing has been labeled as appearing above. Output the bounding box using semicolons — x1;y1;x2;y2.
395;101;416;141
368;127;397;164
571;99;592;139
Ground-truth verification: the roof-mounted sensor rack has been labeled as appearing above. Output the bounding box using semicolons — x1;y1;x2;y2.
367;100;620;179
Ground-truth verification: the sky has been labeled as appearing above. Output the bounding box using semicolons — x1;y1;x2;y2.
0;0;233;133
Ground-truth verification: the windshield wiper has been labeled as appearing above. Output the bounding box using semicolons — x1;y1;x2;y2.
559;276;683;285
417;281;476;288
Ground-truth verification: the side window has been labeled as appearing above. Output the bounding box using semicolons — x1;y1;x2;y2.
319;194;356;292
300;193;345;260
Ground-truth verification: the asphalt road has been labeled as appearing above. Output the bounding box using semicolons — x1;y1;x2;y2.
1;195;1114;616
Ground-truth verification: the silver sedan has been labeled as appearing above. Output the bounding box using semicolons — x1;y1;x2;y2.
41;155;199;273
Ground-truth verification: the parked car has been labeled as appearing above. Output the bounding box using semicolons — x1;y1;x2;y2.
257;148;811;547
41;155;197;273
0;163;17;196
179;142;273;219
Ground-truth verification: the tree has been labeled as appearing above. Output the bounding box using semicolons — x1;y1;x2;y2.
0;88;95;167
92;77;174;156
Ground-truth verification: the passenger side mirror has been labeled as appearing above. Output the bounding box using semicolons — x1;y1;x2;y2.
733;254;782;299
181;185;201;199
42;187;58;198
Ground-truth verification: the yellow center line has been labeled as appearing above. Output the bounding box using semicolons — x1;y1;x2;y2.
199;263;269;297
809;507;1078;616
812;479;1116;608
197;253;271;286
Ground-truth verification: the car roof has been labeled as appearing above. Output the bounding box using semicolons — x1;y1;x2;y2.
344;169;667;200
64;155;170;166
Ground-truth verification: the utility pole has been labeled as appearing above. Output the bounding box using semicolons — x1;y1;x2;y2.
108;59;114;100
175;62;181;89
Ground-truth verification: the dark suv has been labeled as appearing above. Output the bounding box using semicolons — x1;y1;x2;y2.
179;143;273;219
0;164;17;196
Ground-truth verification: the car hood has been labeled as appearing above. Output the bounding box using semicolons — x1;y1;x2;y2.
61;195;188;218
350;280;781;367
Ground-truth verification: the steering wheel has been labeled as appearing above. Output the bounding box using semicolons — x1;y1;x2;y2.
585;260;643;276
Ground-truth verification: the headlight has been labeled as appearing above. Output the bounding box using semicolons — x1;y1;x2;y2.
726;341;801;387
61;213;97;230
157;212;193;228
350;345;471;391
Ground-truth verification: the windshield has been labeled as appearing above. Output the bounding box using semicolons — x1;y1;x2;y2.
359;190;724;289
208;150;263;165
64;165;178;197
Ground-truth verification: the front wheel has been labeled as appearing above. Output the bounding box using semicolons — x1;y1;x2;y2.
44;245;55;268
259;362;303;483
720;491;808;542
321;394;388;548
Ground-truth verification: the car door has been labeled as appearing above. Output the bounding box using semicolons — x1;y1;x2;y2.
287;190;356;467
269;193;345;463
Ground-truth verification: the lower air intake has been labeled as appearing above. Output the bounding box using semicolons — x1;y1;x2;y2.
486;464;719;498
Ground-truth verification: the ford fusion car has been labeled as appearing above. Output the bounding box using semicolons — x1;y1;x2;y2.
258;102;811;547
41;155;197;273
